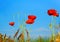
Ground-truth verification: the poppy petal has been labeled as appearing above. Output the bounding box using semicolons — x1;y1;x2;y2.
26;19;34;24
28;15;36;20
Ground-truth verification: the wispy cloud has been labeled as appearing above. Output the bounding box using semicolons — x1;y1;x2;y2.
30;27;51;33
29;27;51;38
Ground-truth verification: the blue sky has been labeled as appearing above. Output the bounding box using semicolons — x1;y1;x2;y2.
0;0;60;38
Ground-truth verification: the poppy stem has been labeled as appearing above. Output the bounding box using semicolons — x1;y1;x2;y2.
49;16;56;42
52;16;56;42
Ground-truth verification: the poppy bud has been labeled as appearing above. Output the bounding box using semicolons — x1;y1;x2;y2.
9;22;15;26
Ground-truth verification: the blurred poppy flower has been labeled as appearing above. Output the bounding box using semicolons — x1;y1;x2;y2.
28;15;36;20
26;19;34;24
47;9;59;17
9;22;15;26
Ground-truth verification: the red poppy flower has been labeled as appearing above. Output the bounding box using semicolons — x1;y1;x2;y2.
47;9;57;15
47;9;59;17
28;15;36;20
9;22;15;26
26;19;34;24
